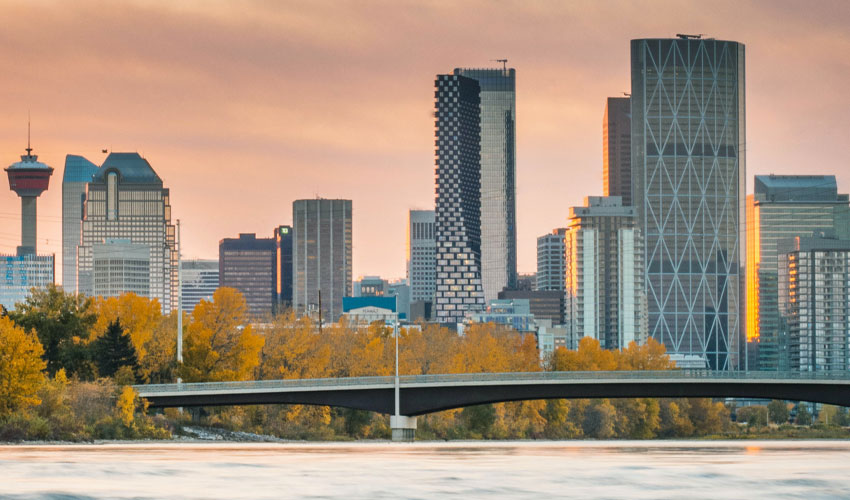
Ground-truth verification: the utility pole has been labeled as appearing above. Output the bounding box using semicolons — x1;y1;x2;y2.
394;319;400;418
317;289;322;336
176;219;183;383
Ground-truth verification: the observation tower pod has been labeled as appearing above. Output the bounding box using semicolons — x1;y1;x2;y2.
5;137;53;256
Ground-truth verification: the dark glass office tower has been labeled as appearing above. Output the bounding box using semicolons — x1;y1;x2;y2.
453;68;517;302
219;233;276;318
603;97;632;205
631;36;746;370
434;74;484;324
275;225;293;311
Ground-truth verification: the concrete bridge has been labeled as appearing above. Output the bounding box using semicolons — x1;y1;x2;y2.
136;370;850;416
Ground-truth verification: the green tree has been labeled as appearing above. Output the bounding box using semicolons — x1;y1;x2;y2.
9;285;97;377
462;404;496;437
0;317;47;416
582;400;617;439
767;400;790;425
92;319;139;379
795;403;812;426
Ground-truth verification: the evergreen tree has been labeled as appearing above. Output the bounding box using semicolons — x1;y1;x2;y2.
93;319;139;379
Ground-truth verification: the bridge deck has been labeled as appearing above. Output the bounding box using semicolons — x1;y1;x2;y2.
135;371;850;415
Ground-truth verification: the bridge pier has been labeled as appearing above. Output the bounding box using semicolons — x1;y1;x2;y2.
390;415;417;442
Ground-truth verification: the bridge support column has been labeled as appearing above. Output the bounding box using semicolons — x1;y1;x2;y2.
390;415;416;442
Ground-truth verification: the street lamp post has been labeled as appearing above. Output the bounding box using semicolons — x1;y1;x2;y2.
176;219;183;383
389;315;415;441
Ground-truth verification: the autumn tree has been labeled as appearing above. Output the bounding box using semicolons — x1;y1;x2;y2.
0;316;46;416
9;285;97;377
767;399;790;425
92;319;139;379
261;312;331;380
179;288;264;382
92;294;162;359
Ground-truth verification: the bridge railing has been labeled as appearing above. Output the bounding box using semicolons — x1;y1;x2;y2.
134;370;850;395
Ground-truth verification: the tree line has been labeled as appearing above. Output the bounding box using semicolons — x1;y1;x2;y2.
0;285;845;441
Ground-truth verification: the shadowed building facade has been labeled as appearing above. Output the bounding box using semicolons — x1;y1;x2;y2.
219;233;276;319
434;74;484;324
293;198;352;323
603;97;632;206
453;67;517;302
62;155;100;292
631;36;746;370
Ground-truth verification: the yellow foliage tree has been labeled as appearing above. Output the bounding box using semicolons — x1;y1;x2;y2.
261;312;331;380
179;288;264;382
0;316;47;416
549;337;618;371
116;386;137;428
92;293;162;359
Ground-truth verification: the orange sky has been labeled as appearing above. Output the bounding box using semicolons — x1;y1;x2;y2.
1;0;849;283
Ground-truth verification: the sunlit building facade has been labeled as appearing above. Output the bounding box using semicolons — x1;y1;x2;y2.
78;153;177;312
564;196;645;349
92;239;151;299
434;73;485;324
778;236;850;373
0;254;54;310
746;175;850;371
631;36;746;370
453;67;517;302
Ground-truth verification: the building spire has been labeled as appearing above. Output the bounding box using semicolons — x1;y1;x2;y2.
26;111;32;156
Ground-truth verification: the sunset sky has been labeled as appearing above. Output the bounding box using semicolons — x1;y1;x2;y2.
1;0;849;283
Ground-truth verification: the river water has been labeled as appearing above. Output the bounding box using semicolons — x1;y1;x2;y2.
1;441;848;499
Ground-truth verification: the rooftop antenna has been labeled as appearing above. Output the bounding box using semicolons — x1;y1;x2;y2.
622;92;631;97
492;58;508;71
26;111;32;156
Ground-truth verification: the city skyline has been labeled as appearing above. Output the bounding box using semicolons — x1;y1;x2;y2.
1;1;850;282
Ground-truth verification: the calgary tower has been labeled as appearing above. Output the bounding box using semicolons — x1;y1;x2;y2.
5;123;53;255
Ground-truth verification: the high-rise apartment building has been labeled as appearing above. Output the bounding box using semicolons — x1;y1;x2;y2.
181;259;219;314
564;196;646;349
434;74;484;324
453;67;517;301
292;198;352;323
219;233;276;319
631;36;746;370
407;210;436;303
62;155;100;292
746;175;850;371
78;153;177;312
536;228;566;292
603;97;632;205
275;225;293;310
778;236;850;373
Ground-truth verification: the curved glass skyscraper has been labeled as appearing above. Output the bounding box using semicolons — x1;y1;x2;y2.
631;36;746;370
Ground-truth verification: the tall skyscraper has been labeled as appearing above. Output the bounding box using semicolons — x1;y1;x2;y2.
219;233;276;318
62;155;100;292
434;73;484;324
407;209;436;303
536;228;566;292
631;36;746;370
78;153;177;312
1;137;55;309
275;225;293;310
746;175;850;371
778;235;850;373
603;97;632;205
292;198;352;323
453;67;517;302
564;196;646;349
181;259;219;314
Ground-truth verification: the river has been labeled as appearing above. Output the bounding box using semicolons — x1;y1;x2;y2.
1;441;848;499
